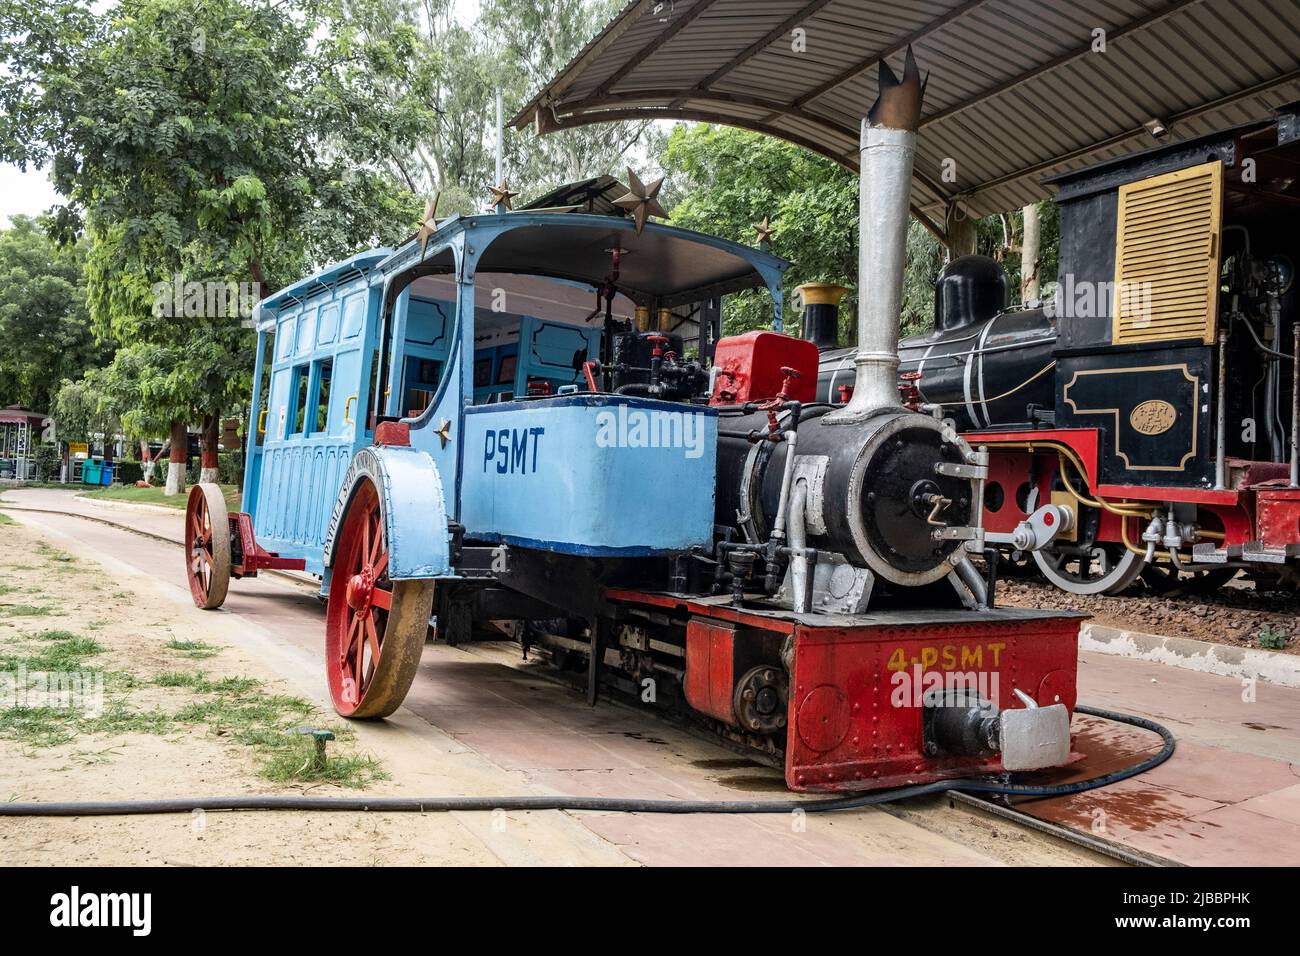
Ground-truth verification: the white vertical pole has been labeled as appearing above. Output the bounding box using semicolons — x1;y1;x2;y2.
495;87;504;186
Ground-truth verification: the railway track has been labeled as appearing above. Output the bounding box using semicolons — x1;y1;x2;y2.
997;571;1300;653
458;641;1178;867
1;497;1178;866
0;500;322;595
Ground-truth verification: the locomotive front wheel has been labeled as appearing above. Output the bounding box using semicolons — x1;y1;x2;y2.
1032;542;1145;596
185;482;231;610
325;478;435;719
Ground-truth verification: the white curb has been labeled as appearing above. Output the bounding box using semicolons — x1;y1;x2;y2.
1081;622;1300;688
74;493;185;516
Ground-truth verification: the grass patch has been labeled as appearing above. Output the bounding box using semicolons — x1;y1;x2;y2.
33;629;81;642
0;512;14;526
0;708;81;748
260;745;388;788
35;541;76;562
0;604;52;618
0;634;108;746
34;541;85;574
0;632;102;672
153;670;207;689
0;667;379;787
26;638;103;672
0;533;381;787
153;671;261;695
164;638;220;660
80;483;241;511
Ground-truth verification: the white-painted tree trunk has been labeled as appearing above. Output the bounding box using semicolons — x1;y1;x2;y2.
165;462;186;496
1020;202;1041;302
199;467;219;484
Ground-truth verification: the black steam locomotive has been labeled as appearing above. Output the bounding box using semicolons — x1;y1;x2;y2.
814;104;1300;595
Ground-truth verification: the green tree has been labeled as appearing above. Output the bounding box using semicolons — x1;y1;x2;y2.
482;0;659;194
51;369;120;447
660;124;860;336
0;215;109;412
1;0;431;490
659;123;1061;339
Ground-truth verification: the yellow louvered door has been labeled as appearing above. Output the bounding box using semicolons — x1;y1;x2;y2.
1112;160;1223;345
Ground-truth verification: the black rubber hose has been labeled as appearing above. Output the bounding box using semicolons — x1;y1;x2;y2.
0;705;1171;817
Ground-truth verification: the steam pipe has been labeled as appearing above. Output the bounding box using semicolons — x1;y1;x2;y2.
832;125;915;418
826;49;923;424
1267;295;1285;461
788;481;811;613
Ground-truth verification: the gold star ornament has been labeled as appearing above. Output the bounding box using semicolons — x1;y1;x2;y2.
613;167;669;234
488;180;518;211
416;192;441;258
753;216;775;246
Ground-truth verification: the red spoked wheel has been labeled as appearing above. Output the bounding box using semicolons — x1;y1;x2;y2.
185;482;231;610
325;478;435;718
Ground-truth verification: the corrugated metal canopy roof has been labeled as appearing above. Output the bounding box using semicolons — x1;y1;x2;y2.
521;175;628;214
512;0;1300;230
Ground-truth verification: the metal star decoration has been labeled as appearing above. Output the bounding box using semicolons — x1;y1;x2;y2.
613;167;669;234
752;216;775;247
488;180;518;211
435;418;452;449
416;192;441;258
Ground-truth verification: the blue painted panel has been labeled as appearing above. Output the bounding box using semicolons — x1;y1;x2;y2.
329;346;362;436
459;395;717;555
341;293;366;339
317;303;339;345
295;308;317;355
251;281;384;574
276;316;296;360
514;316;597;395
404;296;451;348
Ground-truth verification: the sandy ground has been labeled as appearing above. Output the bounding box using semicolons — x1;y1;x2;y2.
0;516;627;866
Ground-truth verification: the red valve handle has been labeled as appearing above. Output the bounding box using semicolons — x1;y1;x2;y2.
898;371;923;411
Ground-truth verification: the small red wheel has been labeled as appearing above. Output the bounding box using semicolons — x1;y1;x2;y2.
185;483;231;609
325;478;435;718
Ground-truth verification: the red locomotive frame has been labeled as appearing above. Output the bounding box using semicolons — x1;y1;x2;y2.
966;426;1300;558
608;588;1081;793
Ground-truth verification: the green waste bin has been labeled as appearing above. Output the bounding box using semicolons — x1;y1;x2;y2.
82;460;102;485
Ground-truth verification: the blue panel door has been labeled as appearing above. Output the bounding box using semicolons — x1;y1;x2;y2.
252;284;376;574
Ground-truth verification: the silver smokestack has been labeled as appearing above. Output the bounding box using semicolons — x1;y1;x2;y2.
827;49;925;423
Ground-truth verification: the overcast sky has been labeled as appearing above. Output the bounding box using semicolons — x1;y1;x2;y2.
0;163;62;226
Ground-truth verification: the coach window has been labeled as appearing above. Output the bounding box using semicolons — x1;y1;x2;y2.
309;358;333;435
288;364;310;437
254;332;274;447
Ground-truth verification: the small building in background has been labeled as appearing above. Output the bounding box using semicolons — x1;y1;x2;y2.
0;405;52;481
